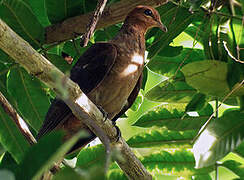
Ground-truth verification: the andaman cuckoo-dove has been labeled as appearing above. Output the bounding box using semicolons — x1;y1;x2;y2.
37;5;167;152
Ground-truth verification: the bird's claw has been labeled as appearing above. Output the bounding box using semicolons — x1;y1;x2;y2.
112;121;121;142
97;106;108;122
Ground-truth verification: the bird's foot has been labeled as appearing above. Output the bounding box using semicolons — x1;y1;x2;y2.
97;106;109;122
112;121;121;142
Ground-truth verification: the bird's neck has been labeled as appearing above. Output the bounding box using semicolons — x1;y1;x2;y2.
111;22;146;55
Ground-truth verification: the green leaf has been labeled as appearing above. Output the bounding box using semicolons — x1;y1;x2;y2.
235;141;244;158
193;174;212;180
107;169;127;180
127;129;196;148
147;3;195;58
0;152;19;175
76;144;106;169
26;0;50;27
157;45;183;57
0;170;15;180
7;67;50;131
147;48;205;77
53;167;83;180
222;160;244;178
17;131;83;180
130;93;143;111
141;150;214;176
145;79;197;103
193;110;244;168
45;0;97;24
0;0;44;48
47;54;72;73
185;93;207;112
133;103;213;130
181;60;244;97
0;105;30;163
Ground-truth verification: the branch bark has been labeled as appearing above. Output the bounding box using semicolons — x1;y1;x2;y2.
0;19;151;179
82;0;108;47
45;0;168;44
0;91;36;145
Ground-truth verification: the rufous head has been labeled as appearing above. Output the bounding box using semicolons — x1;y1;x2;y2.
125;5;167;33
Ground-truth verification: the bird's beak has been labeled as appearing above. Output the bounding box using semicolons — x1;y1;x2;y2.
157;21;167;32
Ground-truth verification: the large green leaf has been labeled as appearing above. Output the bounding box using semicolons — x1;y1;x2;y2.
147;3;196;58
0;105;30;163
127;129;196;148
141;150;214;176
26;0;50;27
145;79;197;103
181;60;244;97
17;131;83;180
222;160;244;178
45;0;97;24
7;67;50;131
193;110;244;168
133;103;213;130
76;144;106;169
0;0;44;48
147;48;205;77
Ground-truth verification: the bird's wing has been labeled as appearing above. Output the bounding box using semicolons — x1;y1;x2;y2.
70;42;117;94
37;43;117;139
112;74;143;122
36;98;72;139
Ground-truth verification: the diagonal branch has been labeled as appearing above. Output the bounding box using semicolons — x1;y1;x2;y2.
0;19;152;179
0;91;36;145
45;0;168;44
82;0;108;47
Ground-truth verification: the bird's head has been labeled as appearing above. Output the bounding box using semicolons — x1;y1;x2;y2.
125;5;167;33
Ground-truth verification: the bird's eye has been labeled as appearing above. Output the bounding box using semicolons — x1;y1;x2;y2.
144;9;153;17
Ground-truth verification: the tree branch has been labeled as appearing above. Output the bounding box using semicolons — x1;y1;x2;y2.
82;0;108;47
0;91;36;145
0;19;152;179
45;0;168;44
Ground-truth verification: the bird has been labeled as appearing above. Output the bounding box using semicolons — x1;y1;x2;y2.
37;5;167;152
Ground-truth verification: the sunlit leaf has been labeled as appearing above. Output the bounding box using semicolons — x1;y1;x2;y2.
142;150;214;176
193;110;244;168
145;79;197;103
147;48;205;77
127;129;196;148
76;144;105;169
185;93;207;112
133;103;213;130
181;60;244;97
222;160;244;178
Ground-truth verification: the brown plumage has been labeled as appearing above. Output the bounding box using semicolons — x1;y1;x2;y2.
37;5;167;152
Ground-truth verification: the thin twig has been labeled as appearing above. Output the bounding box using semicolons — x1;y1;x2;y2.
82;0;108;47
0;91;36;144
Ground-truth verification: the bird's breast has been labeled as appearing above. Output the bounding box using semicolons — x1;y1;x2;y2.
88;50;144;119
